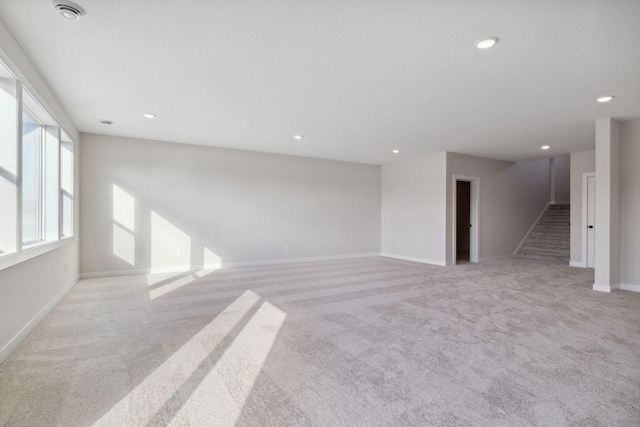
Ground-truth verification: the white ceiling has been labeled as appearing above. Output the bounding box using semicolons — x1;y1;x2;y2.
0;0;639;165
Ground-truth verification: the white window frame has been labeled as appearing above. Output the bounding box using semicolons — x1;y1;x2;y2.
20;107;44;247
0;63;75;271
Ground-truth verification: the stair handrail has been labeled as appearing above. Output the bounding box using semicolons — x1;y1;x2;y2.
513;202;551;256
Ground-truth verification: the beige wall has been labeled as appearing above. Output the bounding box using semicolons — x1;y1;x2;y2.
554;155;571;204
380;153;447;264
620;118;640;288
381;152;549;266
569;150;595;266
80;133;381;275
0;17;80;364
446;153;550;264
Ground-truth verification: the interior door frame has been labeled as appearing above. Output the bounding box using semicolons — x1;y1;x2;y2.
452;175;479;264
582;172;596;268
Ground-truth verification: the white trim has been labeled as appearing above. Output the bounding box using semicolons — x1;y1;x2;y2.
592;283;612;292
0;275;79;365
582;172;596;269
380;252;446;266
222;252;380;268
593;283;621;293
0;237;74;271
549;157;556;204
569;261;586;268
621;283;640;293
80;252;382;279
513;202;550;255
452;175;479;265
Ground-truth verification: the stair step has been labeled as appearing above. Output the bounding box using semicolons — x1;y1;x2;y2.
539;217;570;223
515;252;569;263
524;238;570;249
519;245;569;255
517;247;569;256
534;221;570;227
533;225;570;233
517;204;570;264
542;211;571;218
548;204;570;211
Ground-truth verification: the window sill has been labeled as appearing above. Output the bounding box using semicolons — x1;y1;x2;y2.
0;237;74;272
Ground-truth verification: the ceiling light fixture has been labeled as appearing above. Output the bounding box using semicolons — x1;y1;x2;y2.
143;113;156;119
596;95;614;103
392;149;400;154
475;37;498;49
53;1;85;20
541;145;550;150
100;119;113;125
293;134;303;140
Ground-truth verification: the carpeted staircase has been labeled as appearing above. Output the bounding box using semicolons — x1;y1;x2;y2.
516;204;570;263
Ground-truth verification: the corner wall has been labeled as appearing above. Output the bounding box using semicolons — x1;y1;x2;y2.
0;18;80;364
445;153;550;264
620;118;640;290
554;155;571;204
569;150;595;267
380;153;447;265
80;133;381;275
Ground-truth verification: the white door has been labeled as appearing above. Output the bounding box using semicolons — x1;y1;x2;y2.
586;175;596;268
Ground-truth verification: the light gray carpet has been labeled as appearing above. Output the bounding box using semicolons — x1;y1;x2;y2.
1;257;639;426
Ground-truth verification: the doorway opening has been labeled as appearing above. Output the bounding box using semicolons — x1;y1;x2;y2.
452;175;479;265
456;181;471;264
582;173;596;268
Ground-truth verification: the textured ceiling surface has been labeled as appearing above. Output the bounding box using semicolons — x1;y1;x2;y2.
0;0;639;164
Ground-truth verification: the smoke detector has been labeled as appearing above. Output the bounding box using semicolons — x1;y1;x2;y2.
53;1;85;20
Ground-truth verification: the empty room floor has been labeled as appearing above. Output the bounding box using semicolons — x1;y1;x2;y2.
1;257;639;426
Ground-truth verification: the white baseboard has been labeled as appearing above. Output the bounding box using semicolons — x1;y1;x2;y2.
380;253;446;266
592;283;622;293
80;253;381;279
569;261;587;268
621;283;640;293
81;265;220;278
0;275;79;366
223;252;380;268
593;284;612;293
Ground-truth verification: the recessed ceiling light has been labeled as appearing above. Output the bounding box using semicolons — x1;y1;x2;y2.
53;1;85;20
100;119;113;125
541;145;551;150
475;37;498;49
143;113;156;119
293;135;303;140
596;95;614;103
392;149;400;154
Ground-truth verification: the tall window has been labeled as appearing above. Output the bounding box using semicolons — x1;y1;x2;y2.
0;64;18;256
0;59;74;261
61;132;73;238
21;109;42;244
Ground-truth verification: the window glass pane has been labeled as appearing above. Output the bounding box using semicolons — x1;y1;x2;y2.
61;131;73;238
44;126;60;240
21;109;41;244
0;64;18;256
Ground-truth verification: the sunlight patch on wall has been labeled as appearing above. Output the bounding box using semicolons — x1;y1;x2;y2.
112;184;135;231
204;246;222;269
112;223;135;265
151;211;191;273
92;290;262;427
170;301;287;425
112;184;136;265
